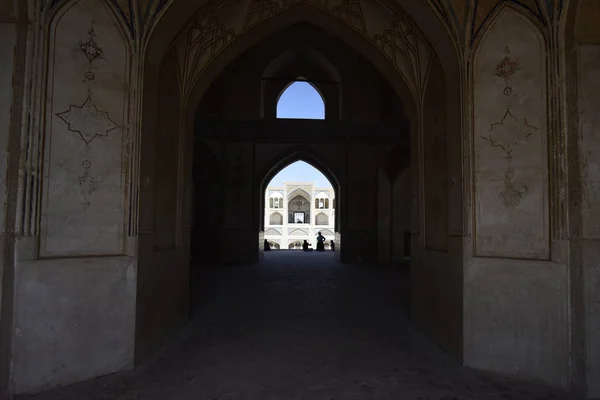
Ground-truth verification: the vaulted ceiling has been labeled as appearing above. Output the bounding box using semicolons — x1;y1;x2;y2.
44;0;569;47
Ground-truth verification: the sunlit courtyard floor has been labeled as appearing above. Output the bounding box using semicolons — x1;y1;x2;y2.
20;251;579;400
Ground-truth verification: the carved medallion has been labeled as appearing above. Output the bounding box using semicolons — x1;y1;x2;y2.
56;96;119;145
483;108;536;156
79;22;103;62
77;159;102;208
494;47;518;96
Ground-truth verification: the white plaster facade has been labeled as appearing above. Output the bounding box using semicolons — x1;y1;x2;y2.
264;182;335;249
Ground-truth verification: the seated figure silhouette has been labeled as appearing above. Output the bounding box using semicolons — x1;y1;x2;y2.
302;240;313;251
264;239;271;251
316;232;325;251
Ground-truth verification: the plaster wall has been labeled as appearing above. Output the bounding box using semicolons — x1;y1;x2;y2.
578;44;600;398
463;255;569;387
411;240;463;359
136;237;189;360
12;257;136;394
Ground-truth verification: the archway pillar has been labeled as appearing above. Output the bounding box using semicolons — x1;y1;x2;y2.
563;1;600;397
461;4;576;391
0;2;30;396
220;142;261;264
339;144;381;263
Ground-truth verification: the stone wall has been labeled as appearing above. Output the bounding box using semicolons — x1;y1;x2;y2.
12;257;136;394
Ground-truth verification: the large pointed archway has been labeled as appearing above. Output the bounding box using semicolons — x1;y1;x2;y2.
260;156;340;256
139;0;463;382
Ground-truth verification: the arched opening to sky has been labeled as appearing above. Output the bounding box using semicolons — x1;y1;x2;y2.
263;161;336;252
276;81;325;119
267;161;332;188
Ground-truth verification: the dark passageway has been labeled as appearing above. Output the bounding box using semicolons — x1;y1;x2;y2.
20;253;576;400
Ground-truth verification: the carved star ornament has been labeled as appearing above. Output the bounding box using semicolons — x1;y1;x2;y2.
56;96;119;145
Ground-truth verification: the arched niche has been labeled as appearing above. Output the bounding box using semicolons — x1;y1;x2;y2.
472;5;548;260
466;2;562;387
315;212;329;225
269;212;283;225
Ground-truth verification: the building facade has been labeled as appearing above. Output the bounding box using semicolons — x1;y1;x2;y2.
264;183;335;250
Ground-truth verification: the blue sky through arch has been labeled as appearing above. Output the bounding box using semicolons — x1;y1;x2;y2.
268;161;332;188
277;81;325;120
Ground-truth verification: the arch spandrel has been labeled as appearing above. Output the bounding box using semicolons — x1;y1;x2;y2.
167;0;438;108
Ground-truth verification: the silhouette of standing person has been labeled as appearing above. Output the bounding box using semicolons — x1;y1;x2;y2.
316;232;325;251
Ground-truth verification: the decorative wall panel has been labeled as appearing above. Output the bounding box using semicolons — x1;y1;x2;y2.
473;8;548;259
41;0;129;256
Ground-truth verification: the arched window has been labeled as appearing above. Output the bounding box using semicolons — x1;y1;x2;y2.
277;81;325;120
269;212;283;225
315;192;328;209
316;213;329;225
269;193;283;209
332;198;336;209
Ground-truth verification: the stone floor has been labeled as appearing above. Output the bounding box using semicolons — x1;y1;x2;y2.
21;251;579;400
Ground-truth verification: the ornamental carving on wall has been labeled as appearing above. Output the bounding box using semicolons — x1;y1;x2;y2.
480;108;538;208
494;46;518;96
56;96;119;145
175;0;432;102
